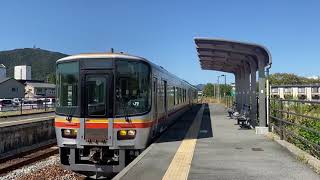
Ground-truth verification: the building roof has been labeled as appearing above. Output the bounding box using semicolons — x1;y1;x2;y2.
26;82;55;88
0;64;5;68
271;84;320;88
0;77;12;84
17;79;44;84
0;78;24;86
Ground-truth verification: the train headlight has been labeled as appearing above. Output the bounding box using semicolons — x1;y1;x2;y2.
119;130;127;136
117;130;136;140
62;129;77;139
127;130;136;136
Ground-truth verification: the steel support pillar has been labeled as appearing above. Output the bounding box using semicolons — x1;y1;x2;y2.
248;58;257;127
244;63;251;106
235;72;241;111
256;58;268;134
240;68;245;108
250;68;257;127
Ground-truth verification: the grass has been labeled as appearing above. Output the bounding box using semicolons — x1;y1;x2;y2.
270;99;320;159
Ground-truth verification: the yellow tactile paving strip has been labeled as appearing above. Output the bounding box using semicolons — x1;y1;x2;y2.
162;104;205;180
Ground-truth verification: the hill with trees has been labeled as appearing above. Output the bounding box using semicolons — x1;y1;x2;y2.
0;48;68;83
195;84;205;91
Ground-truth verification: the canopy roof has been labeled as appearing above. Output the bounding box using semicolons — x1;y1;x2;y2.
194;38;272;74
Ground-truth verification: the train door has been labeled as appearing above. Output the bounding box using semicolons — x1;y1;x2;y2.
82;70;112;143
163;80;168;120
152;77;158;137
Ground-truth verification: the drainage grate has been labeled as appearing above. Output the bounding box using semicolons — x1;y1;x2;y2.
251;147;264;151
235;147;243;150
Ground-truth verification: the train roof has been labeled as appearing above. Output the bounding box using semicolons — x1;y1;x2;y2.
57;53;197;90
57;53;146;63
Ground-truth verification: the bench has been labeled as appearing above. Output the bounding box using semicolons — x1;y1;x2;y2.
227;102;237;117
237;105;251;129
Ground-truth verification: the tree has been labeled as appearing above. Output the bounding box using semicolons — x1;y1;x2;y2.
47;73;56;84
203;83;232;97
269;73;320;85
219;84;232;96
203;83;215;97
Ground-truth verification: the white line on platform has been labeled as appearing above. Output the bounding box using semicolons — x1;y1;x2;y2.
162;104;204;180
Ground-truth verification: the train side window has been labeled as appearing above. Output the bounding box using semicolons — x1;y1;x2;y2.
184;89;186;102
167;85;174;109
174;87;177;105
178;88;181;104
173;86;176;105
183;89;185;102
180;88;182;103
182;88;184;103
179;88;181;103
163;80;167;112
177;88;179;104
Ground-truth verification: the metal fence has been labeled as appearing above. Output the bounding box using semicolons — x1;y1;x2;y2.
222;96;235;108
269;98;320;159
0;98;55;117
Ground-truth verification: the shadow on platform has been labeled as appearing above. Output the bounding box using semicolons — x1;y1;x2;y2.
156;104;213;144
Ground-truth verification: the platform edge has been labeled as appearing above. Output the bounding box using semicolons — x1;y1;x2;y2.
266;132;320;174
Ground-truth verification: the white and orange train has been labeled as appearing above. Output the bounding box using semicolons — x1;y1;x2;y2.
54;52;197;178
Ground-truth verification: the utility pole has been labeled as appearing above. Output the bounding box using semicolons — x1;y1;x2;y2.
221;74;227;98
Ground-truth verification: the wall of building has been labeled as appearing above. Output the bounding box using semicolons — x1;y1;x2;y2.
14;65;31;80
306;87;312;100
44;88;55;97
0;79;25;98
271;86;320;101
25;85;56;98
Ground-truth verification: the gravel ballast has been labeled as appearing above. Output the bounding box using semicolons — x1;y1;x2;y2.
0;155;84;180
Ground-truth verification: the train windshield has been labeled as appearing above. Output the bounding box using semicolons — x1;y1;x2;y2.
115;60;151;116
56;61;80;116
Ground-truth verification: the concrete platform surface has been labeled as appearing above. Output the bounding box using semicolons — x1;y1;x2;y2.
115;104;320;180
0;112;54;127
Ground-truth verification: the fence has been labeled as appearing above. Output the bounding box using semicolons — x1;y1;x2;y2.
269;98;320;159
0;98;55;117
220;96;235;108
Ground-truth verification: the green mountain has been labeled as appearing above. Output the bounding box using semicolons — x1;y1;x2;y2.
0;48;68;82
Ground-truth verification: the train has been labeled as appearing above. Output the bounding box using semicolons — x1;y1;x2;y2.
54;52;198;178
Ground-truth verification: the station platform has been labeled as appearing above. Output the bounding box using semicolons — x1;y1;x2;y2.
0;112;54;127
114;104;319;180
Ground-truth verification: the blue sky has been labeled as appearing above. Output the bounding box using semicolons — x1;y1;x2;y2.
1;0;320;85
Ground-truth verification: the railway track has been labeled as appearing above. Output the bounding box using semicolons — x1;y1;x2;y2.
0;143;59;175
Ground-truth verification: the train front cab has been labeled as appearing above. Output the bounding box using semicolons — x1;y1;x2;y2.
55;56;153;177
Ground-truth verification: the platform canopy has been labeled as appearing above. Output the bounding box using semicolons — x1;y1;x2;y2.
194;38;272;131
195;38;271;73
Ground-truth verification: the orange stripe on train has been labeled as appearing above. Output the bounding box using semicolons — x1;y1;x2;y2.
54;121;154;129
55;122;80;128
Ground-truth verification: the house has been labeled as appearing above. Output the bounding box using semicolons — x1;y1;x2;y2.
25;82;56;98
270;84;320;101
0;78;25;98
